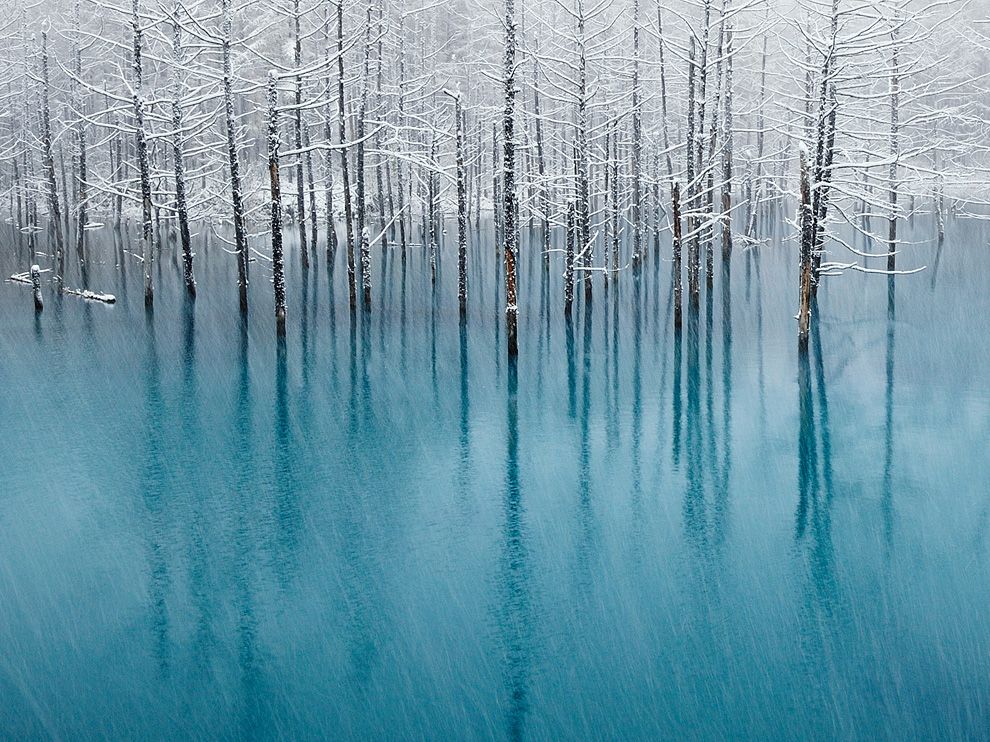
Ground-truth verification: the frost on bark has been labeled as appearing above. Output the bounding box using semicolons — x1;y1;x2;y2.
887;23;900;272
565;201;575;317
170;6;195;297
357;4;372;309
337;0;356;308
72;0;89;267
502;0;519;357
685;35;697;304
798;148;813;345
40;32;65;292
268;72;286;335
452;93;468;316
322;3;338;265
672;181;683;331
222;0;249;312
631;0;643;266
575;0;591;301
292;0;308;269
532;48;550;270
130;2;155;307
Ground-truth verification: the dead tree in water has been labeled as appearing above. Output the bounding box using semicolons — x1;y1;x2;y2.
292;0;308;269
685;36;698;304
721;25;734;261
445;89;469;317
40;32;65;292
356;5;373;309
565;201;575;317
575;0;591;300
267;72;286;336
887;24;900;272
630;0;643;266
531;47;550;269
130;3;155;307
221;0;249;312
798;149;813;345
672;181;683;330
72;0;89;266
336;0;356;306
169;5;195;297
502;0;519;357
322;4;338;266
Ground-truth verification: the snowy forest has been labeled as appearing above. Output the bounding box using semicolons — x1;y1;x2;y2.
3;0;990;739
5;0;989;340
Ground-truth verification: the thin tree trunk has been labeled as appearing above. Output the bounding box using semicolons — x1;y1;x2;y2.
268;73;286;335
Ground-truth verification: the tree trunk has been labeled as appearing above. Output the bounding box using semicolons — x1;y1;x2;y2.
503;0;519;356
268;73;286;335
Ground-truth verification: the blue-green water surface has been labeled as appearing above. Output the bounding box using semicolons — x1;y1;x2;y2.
1;217;988;740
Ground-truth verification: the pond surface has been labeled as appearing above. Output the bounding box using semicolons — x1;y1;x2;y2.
1;215;989;740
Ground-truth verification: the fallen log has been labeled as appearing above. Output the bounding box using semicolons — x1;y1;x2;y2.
63;287;116;304
8;269;116;305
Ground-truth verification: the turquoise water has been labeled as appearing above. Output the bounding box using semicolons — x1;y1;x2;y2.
1;218;989;739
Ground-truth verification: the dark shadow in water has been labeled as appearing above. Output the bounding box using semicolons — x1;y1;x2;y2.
457;318;471;497
181;300;218;679
566;314;576;420
683;303;705;553
794;298;839;711
608;279;620;451
882;277;896;551
930;234;945;291
672;321;683;470
630;274;644;560
496;356;532;742
140;310;171;678
272;335;301;591
233;317;264;738
715;257;733;551
574;298;597;596
796;296;837;596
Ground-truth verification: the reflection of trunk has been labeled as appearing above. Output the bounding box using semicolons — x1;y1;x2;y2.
882;279;896;547
498;352;530;741
268;73;286;335
796;333;817;541
796;297;836;601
